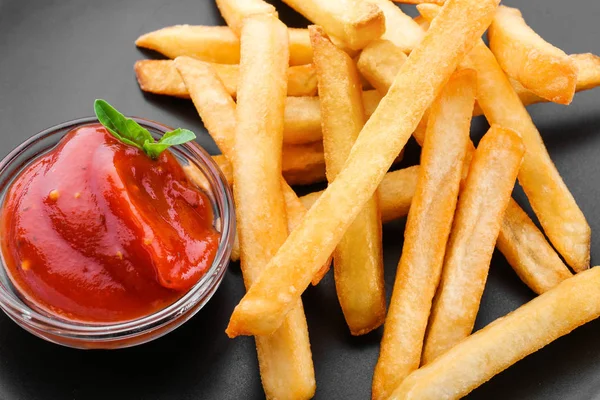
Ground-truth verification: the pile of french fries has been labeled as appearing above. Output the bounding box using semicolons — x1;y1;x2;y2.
135;0;600;398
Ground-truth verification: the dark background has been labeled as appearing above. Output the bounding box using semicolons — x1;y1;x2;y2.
1;0;600;399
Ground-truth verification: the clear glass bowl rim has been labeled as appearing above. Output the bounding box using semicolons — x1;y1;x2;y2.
0;116;235;339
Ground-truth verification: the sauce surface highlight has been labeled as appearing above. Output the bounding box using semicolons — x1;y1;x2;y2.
1;124;219;322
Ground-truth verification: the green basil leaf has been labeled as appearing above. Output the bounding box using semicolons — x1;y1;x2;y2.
94;99;152;149
94;100;196;160
143;129;196;159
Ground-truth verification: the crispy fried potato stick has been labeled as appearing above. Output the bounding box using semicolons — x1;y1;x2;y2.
390;266;600;400
422;126;525;365
134;59;317;98
488;6;577;105
215;0;276;37
496;200;573;294
281;0;385;50
228;16;314;399
173;32;315;398
212;144;326;186
357;37;599;111
299;166;419;224
357;40;408;95
225;0;500;339
394;0;444;4
372;70;477;400
367;0;424;52
311;26;385;335
415;111;572;295
136;25;313;66
420;3;590;272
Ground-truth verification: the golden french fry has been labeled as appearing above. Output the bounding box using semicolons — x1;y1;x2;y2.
414;109;572;295
394;0;444;4
135;59;317;98
571;53;600;90
420;3;590;272
373;70;477;400
489;6;577;105
311;26;385;335
229;15;314;399
225;0;500;339
391;266;600;400
299;166;419;224
422;126;525;365
497;200;573;294
136;25;240;64
357;39;408;95
136;25;313;66
215;0;276;37
367;0;424;52
281;0;385;50
174;30;314;398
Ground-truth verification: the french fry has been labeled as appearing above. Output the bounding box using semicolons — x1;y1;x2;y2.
174;28;315;397
136;25;314;66
420;3;591;272
134;60;317;98
215;0;276;37
367;0;425;53
497;200;573;294
357;40;408;95
390;266;600;400
136;25;240;64
228;15;314;399
311;26;385;335
373;70;477;400
172;59;323;277
571;53;600;90
488;6;577;105
225;0;500;338
357;33;600;113
394;0;444;4
281;0;385;50
422;126;525;365
299;166;419;224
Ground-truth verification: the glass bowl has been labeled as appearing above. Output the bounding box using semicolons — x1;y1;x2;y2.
0;117;235;349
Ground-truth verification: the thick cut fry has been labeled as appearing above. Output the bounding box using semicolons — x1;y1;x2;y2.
136;25;240;64
497;200;573;294
367;0;424;52
395;0;444;4
415;109;572;295
311;26;385;335
230;16;314;399
571;53;600;90
422;126;525;365
299;166;419;224
136;25;313;66
215;0;276;37
176;24;314;398
135;59;317;98
225;0;501;338
213;144;325;186
357;40;408;95
176;57;330;286
281;0;385;50
373;70;476;400
390;267;600;400
489;6;577;105
420;3;590;272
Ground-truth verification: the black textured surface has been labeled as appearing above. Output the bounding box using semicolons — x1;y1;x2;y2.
0;1;600;399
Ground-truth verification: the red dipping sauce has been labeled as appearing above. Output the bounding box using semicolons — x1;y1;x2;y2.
0;124;220;323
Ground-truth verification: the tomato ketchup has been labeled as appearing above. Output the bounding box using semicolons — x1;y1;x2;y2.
0;124;219;322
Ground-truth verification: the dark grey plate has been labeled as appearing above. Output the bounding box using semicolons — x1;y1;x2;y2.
0;0;599;399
